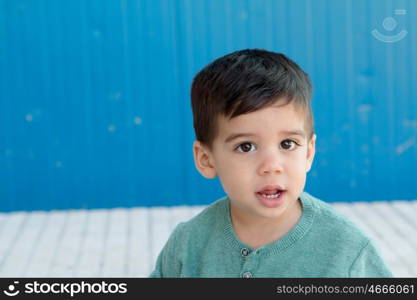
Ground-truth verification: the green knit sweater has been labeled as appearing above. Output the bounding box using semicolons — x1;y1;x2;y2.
149;192;392;278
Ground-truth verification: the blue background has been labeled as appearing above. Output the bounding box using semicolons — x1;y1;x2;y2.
1;0;416;212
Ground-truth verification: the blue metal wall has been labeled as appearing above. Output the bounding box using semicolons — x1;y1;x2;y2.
1;0;416;211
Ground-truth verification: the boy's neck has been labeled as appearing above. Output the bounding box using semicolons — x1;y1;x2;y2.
230;198;303;249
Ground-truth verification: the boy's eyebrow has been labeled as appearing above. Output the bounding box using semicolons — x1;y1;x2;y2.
224;130;306;143
280;130;306;138
224;133;257;144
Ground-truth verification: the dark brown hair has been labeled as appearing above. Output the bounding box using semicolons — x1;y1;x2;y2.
191;49;313;150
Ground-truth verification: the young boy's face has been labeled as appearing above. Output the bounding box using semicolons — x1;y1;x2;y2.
193;100;316;221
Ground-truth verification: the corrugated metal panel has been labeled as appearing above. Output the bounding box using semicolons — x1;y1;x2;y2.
0;0;416;211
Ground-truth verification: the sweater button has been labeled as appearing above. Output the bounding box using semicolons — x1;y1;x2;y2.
242;271;252;278
241;248;250;257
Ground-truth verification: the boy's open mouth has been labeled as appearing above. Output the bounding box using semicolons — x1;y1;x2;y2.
255;185;286;208
256;185;286;198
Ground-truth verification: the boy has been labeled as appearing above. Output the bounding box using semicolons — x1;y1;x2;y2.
150;49;392;277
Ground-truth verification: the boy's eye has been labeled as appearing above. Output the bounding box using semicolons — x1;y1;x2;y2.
236;142;256;153
280;139;299;150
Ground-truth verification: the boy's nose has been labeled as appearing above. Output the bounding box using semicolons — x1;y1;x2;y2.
258;154;284;175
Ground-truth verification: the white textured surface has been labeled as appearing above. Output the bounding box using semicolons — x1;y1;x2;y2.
0;201;416;277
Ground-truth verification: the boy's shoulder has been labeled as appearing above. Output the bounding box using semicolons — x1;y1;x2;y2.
170;196;229;240
302;192;393;277
303;192;371;244
180;196;228;229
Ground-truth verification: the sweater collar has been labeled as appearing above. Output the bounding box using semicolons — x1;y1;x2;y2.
221;191;315;256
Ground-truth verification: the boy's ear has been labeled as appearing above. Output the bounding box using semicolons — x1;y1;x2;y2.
306;134;316;173
193;140;217;179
